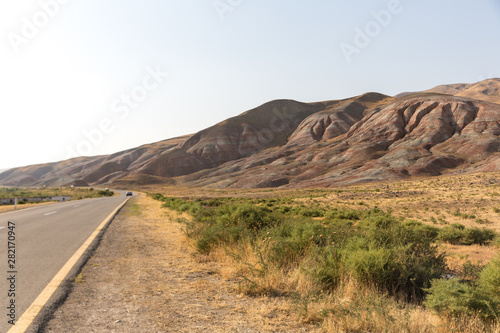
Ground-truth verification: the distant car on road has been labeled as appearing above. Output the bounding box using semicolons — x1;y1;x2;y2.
126;192;133;196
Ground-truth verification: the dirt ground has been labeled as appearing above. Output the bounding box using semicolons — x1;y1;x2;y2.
42;194;316;333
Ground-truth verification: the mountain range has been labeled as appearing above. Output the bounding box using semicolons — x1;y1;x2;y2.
1;78;499;188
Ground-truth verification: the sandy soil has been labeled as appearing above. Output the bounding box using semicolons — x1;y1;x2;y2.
42;195;315;333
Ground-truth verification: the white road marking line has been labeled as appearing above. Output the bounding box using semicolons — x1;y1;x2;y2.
0;227;5;230
44;211;58;216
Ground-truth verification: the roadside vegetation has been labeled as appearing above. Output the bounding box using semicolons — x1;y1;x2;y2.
0;187;114;209
151;176;500;332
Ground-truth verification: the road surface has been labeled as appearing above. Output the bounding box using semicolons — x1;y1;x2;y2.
0;194;130;332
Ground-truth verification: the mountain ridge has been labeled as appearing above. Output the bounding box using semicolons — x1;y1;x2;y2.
1;79;499;188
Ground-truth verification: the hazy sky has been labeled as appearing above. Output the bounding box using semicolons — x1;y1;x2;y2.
1;0;499;170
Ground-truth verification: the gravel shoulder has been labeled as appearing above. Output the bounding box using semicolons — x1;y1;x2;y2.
42;194;315;333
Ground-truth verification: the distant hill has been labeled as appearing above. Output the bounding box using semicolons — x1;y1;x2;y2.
1;79;499;188
397;78;500;104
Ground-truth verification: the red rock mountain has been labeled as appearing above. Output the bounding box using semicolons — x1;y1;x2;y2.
1;79;499;188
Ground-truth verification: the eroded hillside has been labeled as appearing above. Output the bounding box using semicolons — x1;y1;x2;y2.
1;79;499;188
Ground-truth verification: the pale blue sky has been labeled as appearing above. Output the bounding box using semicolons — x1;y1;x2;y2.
1;0;499;170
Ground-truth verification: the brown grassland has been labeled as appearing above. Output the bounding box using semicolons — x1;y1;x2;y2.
42;171;500;332
142;171;500;265
130;171;500;332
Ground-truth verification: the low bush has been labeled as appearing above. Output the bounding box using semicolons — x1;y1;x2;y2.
461;260;486;283
425;253;500;320
478;255;500;305
306;246;342;291
437;223;495;245
187;203;283;253
424;279;498;319
97;189;114;197
297;207;324;217
342;216;445;298
151;193;500;328
437;223;464;244
152;194;447;300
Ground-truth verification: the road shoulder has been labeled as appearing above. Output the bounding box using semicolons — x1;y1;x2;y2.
43;195;315;332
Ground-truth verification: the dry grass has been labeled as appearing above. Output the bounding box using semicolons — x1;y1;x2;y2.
442;243;499;270
142;171;500;332
146;196;317;332
142;171;500;267
46;194;317;332
0;201;55;213
311;280;442;333
183;236;500;333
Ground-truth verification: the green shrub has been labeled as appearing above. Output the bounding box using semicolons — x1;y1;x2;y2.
307;246;342;291
344;246;394;286
425;254;500;319
264;234;310;268
298;207;324;217
276;205;291;214
461;228;496;246
231;204;282;231
478;255;500;304
437;224;464;244
437;224;496;245
264;218;331;267
196;226;220;254
155;196;447;300
400;220;440;242
193;220;252;254
151;193;164;201
182;203;284;253
424;279;498;319
97;189;114;196
325;209;360;220
343;241;445;298
342;214;445;298
461;260;486;283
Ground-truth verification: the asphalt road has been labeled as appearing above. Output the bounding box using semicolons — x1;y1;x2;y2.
0;194;131;332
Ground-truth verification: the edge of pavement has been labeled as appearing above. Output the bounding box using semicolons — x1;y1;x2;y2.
8;196;131;333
